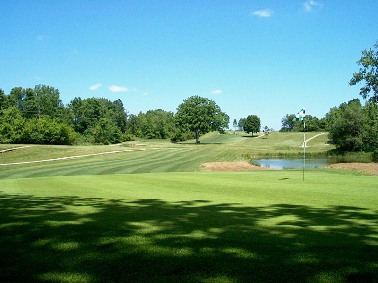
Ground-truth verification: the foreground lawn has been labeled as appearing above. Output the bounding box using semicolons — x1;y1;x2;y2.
1;171;377;282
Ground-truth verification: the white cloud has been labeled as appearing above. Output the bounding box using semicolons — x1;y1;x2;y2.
89;83;102;91
304;0;320;11
251;9;273;17
108;85;129;93
211;89;222;95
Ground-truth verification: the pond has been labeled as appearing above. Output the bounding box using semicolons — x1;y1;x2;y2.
252;158;332;170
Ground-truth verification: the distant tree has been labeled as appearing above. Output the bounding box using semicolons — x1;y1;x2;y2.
233;119;238;133
350;40;378;103
328;99;365;151
0;107;25;143
8;87;25;111
128;109;175;139
175;96;229;144
238;118;246;131
22;116;77;145
111;99;128;133
362;101;378;151
243;115;261;136
6;85;65;119
317;117;328;131
0;89;7;110
68;97;127;143
92;118;122;144
263;126;270;138
280;114;296;132
325;107;339;126
304;115;320;132
34;84;65;118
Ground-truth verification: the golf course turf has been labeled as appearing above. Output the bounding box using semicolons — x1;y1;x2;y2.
0;132;377;282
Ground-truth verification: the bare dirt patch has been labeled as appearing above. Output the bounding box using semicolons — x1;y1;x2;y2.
326;163;378;176
201;161;274;172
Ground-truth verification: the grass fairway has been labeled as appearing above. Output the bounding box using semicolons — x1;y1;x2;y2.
1;170;377;282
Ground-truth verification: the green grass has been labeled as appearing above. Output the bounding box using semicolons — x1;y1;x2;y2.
1;171;377;282
0;132;335;179
0;132;377;282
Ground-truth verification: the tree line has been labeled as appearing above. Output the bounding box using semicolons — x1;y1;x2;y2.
1;40;377;151
0;88;229;145
0;85;128;145
278;99;378;152
278;40;378;153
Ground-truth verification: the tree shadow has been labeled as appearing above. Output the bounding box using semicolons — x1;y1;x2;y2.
241;134;264;138
0;192;377;282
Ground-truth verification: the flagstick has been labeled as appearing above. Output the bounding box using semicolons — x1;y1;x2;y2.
303;119;306;181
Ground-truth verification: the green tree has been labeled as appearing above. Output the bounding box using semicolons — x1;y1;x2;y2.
233;119;238;133
304;115;320;132
243;115;261;136
238;118;246;131
34;84;65;118
175;96;229;144
68;97;127;143
112;99;128;133
22;116;78;145
0;89;8;110
280;114;296;132
362;101;378;151
128;110;175;139
350;40;378;103
8;87;25;111
92;118;122;144
0;107;25;143
328;99;365;151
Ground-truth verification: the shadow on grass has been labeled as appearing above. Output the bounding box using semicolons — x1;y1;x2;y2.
0;193;377;282
242;135;260;138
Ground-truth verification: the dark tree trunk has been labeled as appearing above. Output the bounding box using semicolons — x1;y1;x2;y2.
195;129;200;144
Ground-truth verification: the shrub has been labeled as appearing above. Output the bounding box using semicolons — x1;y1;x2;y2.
372;150;378;163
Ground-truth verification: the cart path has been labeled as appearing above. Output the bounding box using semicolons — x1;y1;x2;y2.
0;146;152;166
300;132;326;147
0;145;32;153
305;132;326;143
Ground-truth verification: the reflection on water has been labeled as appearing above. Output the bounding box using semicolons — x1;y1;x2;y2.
252;159;331;170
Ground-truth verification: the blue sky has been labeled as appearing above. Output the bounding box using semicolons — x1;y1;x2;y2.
1;0;377;130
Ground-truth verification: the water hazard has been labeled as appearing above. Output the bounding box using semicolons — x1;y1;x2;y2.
252;158;332;170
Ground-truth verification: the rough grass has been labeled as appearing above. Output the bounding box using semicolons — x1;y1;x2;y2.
0;171;377;282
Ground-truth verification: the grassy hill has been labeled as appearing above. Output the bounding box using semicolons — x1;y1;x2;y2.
0;131;333;179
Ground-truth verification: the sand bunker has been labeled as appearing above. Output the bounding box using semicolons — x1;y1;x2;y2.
201;161;274;172
325;162;378;176
202;161;378;175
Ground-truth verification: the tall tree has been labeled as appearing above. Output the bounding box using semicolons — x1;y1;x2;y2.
328;99;365;151
280;114;296;132
350;40;378;103
0;107;25;143
175;96;229;144
0;89;7;110
238;118;246;131
243;115;261;136
8;87;25;111
128;109;175;139
34;84;64;118
362;101;378;151
111;99;128;133
233;119;238;132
